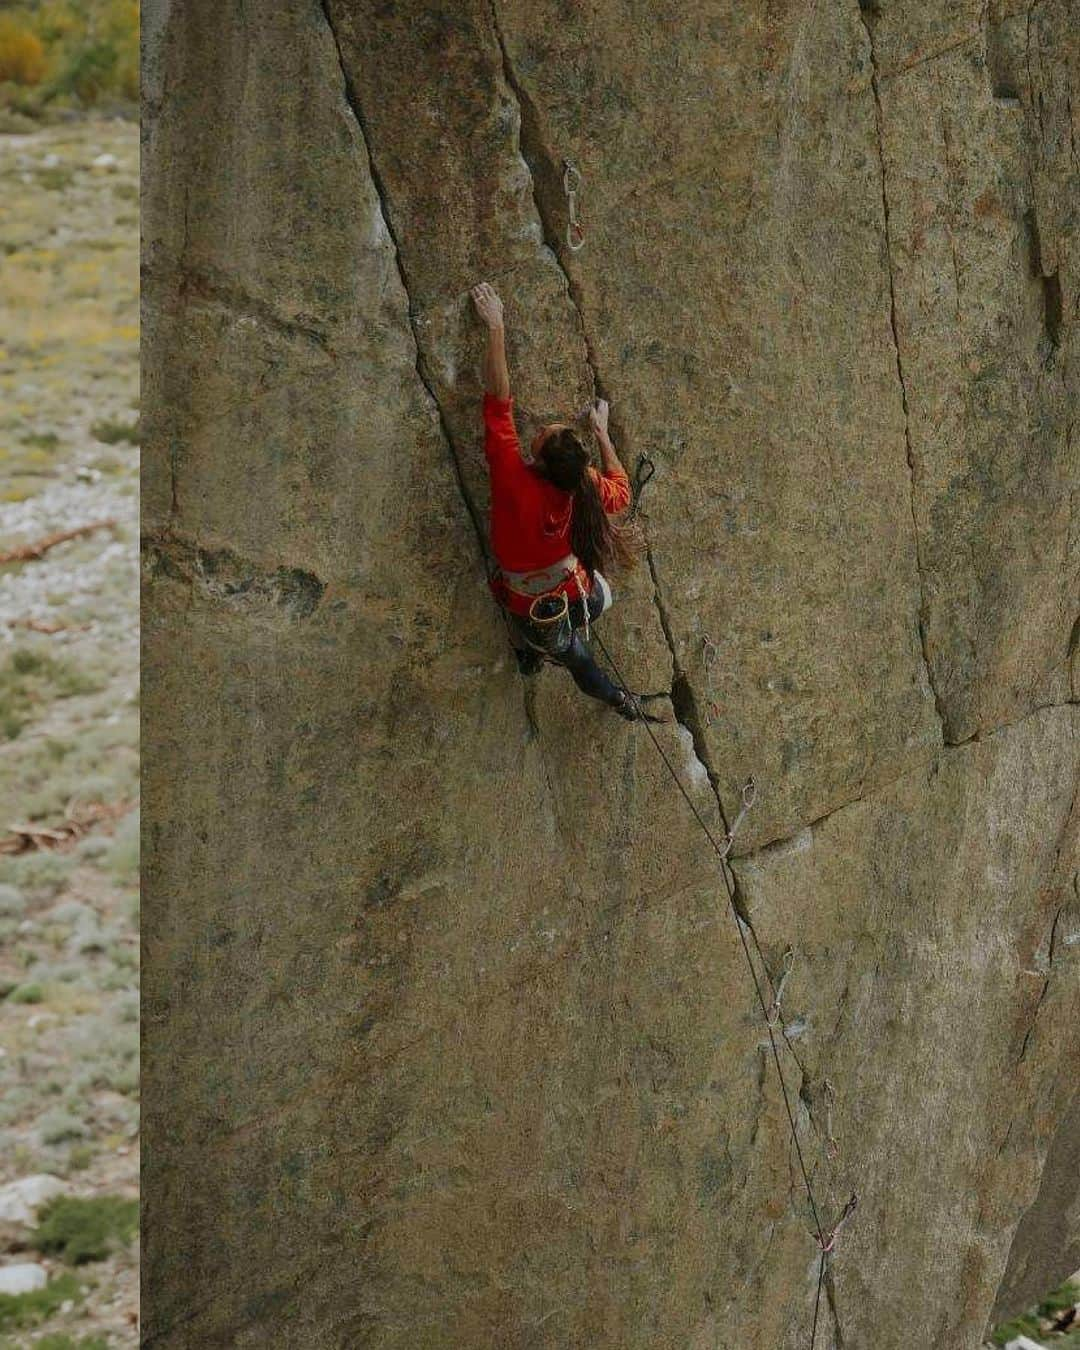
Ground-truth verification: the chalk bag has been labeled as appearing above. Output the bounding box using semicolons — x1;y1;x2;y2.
527;591;573;655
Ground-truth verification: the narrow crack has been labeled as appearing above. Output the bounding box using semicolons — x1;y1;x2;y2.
317;0;491;575
488;0;605;403
1018;902;1064;1063
489;0;745;844
173;263;337;358
944;698;1078;748
735;697;1078;863
857;6;949;741
488;24;845;1150
489;13;837;1186
825;1262;848;1348
142;527;326;618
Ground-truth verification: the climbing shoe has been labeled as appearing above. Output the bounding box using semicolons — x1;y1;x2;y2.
613;690;667;724
613;690;645;721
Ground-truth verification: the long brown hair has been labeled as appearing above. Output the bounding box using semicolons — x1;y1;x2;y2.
538;428;640;577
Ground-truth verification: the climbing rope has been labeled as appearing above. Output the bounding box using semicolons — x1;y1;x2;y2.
591;627;855;1347
469;155;855;1335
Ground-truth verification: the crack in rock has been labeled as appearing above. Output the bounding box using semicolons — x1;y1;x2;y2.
488;4;736;817
1018;902;1065;1063
316;0;491;572
172;262;338;357
857;4;949;742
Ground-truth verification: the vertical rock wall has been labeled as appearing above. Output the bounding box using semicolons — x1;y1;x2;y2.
993;1087;1080;1323
142;1;1079;1346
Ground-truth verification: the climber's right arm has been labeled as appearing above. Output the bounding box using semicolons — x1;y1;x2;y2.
472;282;510;401
473;282;520;471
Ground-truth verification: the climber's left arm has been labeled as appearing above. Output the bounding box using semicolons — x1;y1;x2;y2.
589;399;631;513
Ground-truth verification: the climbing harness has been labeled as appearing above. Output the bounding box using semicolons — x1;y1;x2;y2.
627;452;656;521
563;160;585;252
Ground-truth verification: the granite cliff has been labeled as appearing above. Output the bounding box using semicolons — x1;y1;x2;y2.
142;1;1079;1345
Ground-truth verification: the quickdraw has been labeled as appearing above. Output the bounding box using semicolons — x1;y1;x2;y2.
563;160;585;252
718;774;756;859
627;452;656;520
765;945;797;1029
816;1194;858;1254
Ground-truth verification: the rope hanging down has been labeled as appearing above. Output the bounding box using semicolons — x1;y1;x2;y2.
591;628;856;1347
479;147;856;1341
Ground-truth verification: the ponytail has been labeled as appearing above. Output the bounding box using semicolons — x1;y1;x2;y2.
571;471;640;578
539;427;641;578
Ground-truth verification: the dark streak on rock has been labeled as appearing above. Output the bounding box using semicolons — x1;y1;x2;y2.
142;530;325;619
174;262;338;358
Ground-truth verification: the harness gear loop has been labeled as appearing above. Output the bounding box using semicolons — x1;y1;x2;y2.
563;159;585;252
765;945;796;1029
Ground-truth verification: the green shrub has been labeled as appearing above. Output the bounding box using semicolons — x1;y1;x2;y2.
38;1109;86;1146
32;1335;108;1350
20;431;61;450
6;851;74;900
0;647;103;740
89;416;139;445
65;1143;94;1173
0;1271;81;1331
2;0;140;111
1038;1278;1080;1317
31;1194;138;1264
990;1278;1080;1343
7;982;44;1004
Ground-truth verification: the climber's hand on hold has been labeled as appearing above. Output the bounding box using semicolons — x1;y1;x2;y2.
471;281;504;331
588;398;610;438
475;283;511;400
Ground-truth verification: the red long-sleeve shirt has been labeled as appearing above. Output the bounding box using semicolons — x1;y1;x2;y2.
483;393;630;616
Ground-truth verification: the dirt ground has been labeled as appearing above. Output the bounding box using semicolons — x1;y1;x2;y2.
0;114;139;1349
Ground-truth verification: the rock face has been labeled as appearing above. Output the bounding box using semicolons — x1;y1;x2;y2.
992;1087;1080;1325
141;2;1079;1347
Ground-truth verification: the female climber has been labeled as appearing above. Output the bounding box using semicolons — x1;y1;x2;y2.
471;280;645;720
